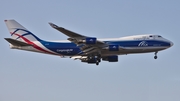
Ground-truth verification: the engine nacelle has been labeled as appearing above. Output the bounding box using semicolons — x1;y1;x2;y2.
84;37;97;44
108;45;119;51
102;56;118;62
78;37;97;44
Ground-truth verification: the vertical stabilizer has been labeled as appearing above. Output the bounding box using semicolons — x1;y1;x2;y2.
4;20;41;42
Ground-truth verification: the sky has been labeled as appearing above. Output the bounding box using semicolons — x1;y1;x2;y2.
0;0;180;101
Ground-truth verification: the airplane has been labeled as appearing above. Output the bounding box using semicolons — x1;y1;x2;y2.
4;20;173;65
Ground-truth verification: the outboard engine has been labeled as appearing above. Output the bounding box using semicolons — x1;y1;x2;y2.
78;37;97;44
85;37;97;44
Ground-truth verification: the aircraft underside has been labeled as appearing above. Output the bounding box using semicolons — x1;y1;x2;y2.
11;45;168;65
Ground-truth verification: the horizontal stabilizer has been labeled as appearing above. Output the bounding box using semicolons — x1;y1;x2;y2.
4;38;32;46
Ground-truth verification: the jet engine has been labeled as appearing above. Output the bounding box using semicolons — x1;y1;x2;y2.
102;55;118;62
78;37;97;44
108;45;119;51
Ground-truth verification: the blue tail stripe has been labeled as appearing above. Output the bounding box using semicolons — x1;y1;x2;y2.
16;33;31;39
11;29;19;36
12;28;41;41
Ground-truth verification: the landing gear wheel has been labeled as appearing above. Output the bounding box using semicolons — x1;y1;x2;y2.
154;56;157;59
154;52;158;59
95;54;101;65
96;59;99;65
96;62;99;65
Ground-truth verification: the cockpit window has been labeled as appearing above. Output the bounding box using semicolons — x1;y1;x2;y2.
158;35;162;37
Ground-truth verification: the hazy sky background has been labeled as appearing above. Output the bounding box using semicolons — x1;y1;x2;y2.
0;0;180;101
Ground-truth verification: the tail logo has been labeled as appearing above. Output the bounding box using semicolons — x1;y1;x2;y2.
11;28;41;41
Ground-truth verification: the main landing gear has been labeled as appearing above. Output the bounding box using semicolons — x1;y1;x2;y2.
87;54;101;65
154;52;158;59
96;54;101;65
96;60;99;65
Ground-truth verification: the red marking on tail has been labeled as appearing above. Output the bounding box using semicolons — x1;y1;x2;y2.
13;33;56;55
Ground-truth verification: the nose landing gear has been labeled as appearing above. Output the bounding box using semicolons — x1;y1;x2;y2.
154;52;158;59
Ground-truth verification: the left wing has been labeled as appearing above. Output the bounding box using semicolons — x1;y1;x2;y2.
49;22;107;55
49;23;86;38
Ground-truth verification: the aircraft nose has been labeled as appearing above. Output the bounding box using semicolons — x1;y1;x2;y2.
170;41;174;47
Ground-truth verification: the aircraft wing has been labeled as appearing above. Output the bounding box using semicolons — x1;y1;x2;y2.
49;23;86;38
49;23;107;55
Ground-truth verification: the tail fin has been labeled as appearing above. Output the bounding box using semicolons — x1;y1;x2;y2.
4;20;41;42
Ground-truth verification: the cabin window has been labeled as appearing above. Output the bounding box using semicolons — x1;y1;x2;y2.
149;35;153;37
